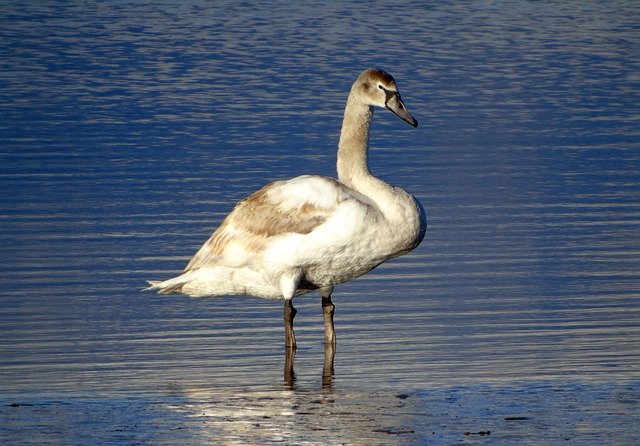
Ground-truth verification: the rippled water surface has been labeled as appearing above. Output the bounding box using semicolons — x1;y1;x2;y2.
1;1;639;444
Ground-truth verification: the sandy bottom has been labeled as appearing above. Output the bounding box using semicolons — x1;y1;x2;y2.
2;381;638;445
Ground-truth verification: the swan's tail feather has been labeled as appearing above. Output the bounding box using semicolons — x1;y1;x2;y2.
143;267;272;298
143;281;183;294
143;273;194;294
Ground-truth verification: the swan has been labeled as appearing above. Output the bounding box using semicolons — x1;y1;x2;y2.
147;68;426;349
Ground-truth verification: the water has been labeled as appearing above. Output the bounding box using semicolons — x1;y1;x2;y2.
1;1;639;444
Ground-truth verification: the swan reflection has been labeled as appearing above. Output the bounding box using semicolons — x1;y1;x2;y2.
284;343;336;390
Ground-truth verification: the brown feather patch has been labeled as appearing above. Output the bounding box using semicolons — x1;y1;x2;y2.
184;180;335;271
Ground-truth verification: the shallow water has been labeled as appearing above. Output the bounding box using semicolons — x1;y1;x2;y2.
1;1;639;444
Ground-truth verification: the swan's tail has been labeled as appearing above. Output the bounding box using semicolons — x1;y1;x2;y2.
144;267;274;298
143;280;182;294
143;271;196;294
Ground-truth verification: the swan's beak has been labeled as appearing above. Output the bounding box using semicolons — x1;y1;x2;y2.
385;92;418;128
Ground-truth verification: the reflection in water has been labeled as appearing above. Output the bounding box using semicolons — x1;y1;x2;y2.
150;380;639;445
284;348;295;389
322;343;336;389
165;385;418;446
2;381;637;445
284;343;336;390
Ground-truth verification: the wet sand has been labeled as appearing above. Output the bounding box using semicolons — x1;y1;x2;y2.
2;381;638;445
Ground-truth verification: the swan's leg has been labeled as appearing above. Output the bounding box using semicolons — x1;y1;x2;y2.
284;299;297;349
280;271;301;349
320;286;336;346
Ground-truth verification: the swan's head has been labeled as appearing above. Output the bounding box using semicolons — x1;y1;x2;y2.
354;68;418;128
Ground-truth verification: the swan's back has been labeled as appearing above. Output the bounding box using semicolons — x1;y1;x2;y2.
184;175;364;272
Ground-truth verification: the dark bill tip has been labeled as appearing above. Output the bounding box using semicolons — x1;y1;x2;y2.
384;91;418;128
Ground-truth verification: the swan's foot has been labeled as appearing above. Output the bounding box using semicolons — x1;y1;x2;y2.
322;294;336;347
284;299;297;349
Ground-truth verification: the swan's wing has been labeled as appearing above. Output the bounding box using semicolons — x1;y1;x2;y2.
184;175;365;271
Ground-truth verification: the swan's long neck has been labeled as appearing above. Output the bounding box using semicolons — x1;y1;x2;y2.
337;94;374;189
336;90;414;222
335;79;424;252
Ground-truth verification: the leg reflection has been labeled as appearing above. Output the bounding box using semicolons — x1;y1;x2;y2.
283;343;335;389
284;346;296;388
322;342;336;389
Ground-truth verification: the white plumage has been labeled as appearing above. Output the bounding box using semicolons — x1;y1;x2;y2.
147;69;426;348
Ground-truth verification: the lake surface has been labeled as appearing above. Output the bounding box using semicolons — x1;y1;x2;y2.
1;1;639;444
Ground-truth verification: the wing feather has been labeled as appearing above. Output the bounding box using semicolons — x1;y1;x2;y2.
184;176;352;271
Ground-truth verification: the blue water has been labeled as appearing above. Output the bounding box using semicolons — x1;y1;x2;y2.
1;1;639;444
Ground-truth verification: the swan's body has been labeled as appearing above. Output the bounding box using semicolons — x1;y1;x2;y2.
147;69;425;348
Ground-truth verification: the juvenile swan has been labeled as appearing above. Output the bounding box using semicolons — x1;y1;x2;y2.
147;69;426;349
